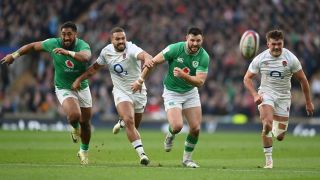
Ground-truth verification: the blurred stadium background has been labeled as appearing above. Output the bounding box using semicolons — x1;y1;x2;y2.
0;0;319;134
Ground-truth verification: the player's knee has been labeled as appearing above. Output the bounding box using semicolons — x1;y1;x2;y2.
276;133;285;141
262;120;272;132
123;115;135;128
189;126;200;136
67;112;81;123
171;123;183;134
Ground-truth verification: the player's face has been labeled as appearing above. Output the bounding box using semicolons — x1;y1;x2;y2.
61;28;77;49
186;34;203;54
267;38;284;57
112;32;126;52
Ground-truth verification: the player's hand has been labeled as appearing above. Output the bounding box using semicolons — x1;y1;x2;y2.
131;80;142;93
173;67;184;78
306;102;314;116
253;93;263;105
0;54;15;65
143;59;155;68
71;79;81;91
53;48;69;56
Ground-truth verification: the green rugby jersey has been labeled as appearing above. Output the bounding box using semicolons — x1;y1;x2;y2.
41;38;91;90
162;42;210;93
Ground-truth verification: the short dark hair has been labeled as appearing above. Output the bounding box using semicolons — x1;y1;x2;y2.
266;29;284;41
110;27;125;34
187;27;203;36
60;21;77;32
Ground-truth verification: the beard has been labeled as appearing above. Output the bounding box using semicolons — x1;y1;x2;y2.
114;43;126;52
187;45;200;54
62;40;76;50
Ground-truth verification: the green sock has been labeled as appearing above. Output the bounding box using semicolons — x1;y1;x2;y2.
71;122;79;129
168;126;175;135
80;144;89;151
184;134;198;152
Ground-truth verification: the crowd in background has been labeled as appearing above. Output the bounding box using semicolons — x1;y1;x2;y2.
1;0;320;122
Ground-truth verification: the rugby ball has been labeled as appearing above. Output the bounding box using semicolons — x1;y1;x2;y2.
239;30;259;60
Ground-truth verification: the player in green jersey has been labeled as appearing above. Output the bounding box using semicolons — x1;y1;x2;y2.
131;27;210;168
1;21;92;165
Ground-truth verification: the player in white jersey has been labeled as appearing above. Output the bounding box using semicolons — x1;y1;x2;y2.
243;29;314;169
72;27;153;165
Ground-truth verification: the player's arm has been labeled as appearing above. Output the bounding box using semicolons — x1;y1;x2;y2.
53;48;91;62
71;62;104;90
243;70;262;105
131;52;165;93
293;69;314;116
137;51;153;63
1;41;43;65
174;69;207;87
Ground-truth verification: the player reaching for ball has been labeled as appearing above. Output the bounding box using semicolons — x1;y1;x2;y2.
0;21;93;165
72;27;153;166
131;27;210;168
243;29;314;168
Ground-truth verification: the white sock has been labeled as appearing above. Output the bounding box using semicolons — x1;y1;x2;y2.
131;139;145;158
263;147;273;162
183;151;192;162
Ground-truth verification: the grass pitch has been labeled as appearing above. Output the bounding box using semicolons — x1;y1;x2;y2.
0;129;319;180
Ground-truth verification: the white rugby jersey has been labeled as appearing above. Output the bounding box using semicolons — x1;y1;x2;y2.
96;41;146;93
248;48;302;94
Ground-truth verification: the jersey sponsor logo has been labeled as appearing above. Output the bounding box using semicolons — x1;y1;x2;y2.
182;67;190;74
63;92;69;97
168;101;175;106
177;57;184;63
162;47;170;54
65;60;74;68
270;70;284;79
113;64;128;76
192;61;199;68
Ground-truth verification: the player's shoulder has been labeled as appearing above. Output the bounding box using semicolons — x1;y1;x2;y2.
76;38;89;46
126;41;141;49
281;48;296;58
42;38;59;44
252;49;269;62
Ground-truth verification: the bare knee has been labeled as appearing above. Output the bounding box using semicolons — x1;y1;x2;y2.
123;115;135;128
171;123;183;134
262;120;272;133
67;112;81;124
276;133;286;141
189;126;200;137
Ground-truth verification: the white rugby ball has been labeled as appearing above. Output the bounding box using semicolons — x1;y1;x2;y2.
239;30;259;60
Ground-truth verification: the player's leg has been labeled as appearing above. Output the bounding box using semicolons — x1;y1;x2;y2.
61;97;82;143
75;87;93;165
117;101;149;165
134;113;143;128
258;104;274;168
162;87;184;152
76;107;92;165
164;108;183;152
273;115;289;141
182;106;202;168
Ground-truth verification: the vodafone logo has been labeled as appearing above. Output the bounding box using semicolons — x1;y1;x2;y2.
65;60;74;68
182;67;190;74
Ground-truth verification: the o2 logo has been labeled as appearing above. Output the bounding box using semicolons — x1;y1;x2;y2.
113;64;128;76
270;71;284;79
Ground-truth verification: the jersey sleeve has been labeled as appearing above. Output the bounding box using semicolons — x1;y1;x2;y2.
96;48;108;65
41;38;57;52
248;56;260;74
162;43;180;62
78;40;91;52
128;43;143;59
289;52;302;73
196;53;210;73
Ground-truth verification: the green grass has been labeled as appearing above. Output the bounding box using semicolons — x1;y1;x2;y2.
0;130;320;180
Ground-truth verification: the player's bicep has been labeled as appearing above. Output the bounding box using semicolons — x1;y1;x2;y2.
293;69;306;82
33;41;44;51
244;70;256;80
